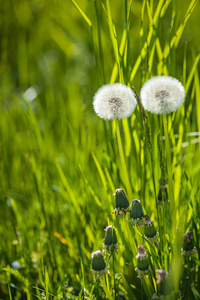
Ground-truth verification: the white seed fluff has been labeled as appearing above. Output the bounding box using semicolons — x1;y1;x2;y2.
93;83;137;120
140;76;185;114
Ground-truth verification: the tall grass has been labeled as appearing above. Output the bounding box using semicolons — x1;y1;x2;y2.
0;0;200;299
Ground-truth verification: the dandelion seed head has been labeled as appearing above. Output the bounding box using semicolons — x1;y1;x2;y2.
93;83;137;120
140;76;185;114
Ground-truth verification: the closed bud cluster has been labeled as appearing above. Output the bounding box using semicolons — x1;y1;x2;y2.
130;199;145;226
152;269;174;299
181;231;196;256
113;189;130;216
135;246;150;278
156;269;168;284
144;215;159;245
103;225;118;254
91;250;106;279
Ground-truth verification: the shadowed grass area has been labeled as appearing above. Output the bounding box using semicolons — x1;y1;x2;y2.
0;0;200;299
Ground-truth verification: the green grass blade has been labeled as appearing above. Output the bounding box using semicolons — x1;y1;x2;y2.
157;0;199;72
130;0;171;81
70;0;92;27
115;120;132;200
92;152;108;191
185;52;200;95
105;0;121;81
110;0;132;83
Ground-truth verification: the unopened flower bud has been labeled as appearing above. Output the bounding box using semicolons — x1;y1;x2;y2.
114;189;130;215
130;199;145;226
92;250;106;278
135;246;150;278
103;225;118;253
181;231;196;256
144;215;159;244
151;269;174;299
156;269;168;284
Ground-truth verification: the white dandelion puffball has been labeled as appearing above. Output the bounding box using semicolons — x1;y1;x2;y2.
93;83;137;120
140;76;185;114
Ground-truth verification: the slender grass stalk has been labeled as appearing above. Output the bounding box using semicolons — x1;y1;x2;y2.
8;284;12;300
115;120;132;200
132;87;160;234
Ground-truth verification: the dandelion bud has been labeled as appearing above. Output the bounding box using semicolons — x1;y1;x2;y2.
103;225;118;253
130;199;145;226
144;215;159;244
135;246;150;278
156;269;168;284
181;231;196;256
152;269;174;299
113;189;130;215
92;250;106;279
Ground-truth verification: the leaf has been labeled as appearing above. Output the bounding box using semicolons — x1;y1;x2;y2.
70;0;92;27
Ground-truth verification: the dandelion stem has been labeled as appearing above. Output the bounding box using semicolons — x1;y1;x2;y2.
162;115;174;206
132;86;160;236
113;253;116;299
163;114;178;292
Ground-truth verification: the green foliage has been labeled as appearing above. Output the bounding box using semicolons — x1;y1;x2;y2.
0;0;200;299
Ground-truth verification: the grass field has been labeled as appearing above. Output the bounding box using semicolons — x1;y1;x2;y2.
0;0;200;299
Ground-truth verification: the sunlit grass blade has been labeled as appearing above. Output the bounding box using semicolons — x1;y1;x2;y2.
194;68;200;134
70;0;92;27
105;0;121;81
54;158;81;215
100;276;113;300
157;0;199;73
185;52;200;95
130;0;171;81
115;120;132;200
110;0;132;83
92;152;108;191
78;164;102;207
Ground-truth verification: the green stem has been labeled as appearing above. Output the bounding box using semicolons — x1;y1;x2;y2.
132;87;160;236
141;277;151;299
162;115;174;207
113;253;116;299
163;114;178;292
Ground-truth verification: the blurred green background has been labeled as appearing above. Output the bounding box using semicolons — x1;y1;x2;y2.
0;0;200;299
